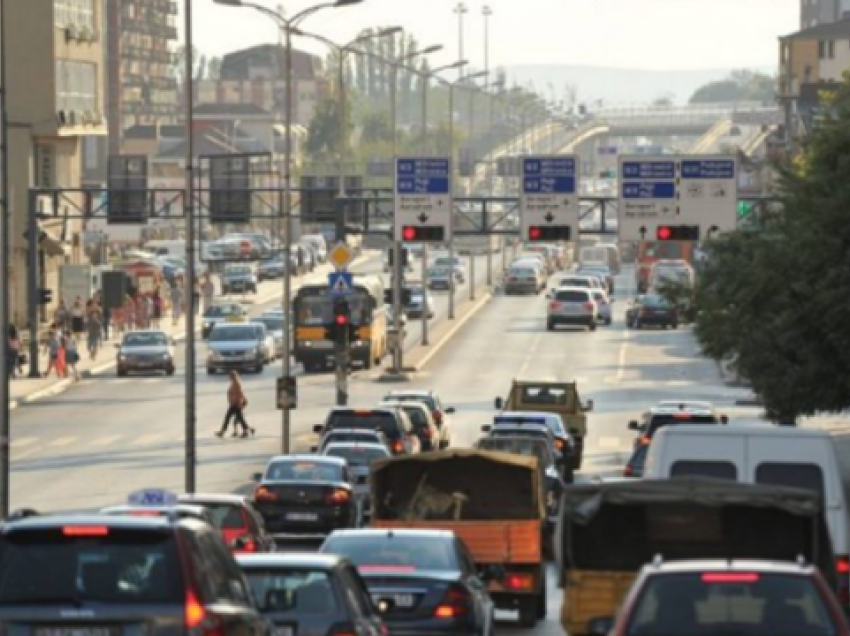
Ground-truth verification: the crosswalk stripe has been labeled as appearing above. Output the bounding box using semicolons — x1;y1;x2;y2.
90;435;122;447
12;437;38;448
48;436;77;447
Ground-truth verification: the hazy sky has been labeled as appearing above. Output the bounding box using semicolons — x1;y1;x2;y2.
187;0;798;71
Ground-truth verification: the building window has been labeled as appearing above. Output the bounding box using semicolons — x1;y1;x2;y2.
828;40;835;58
54;0;95;29
56;59;98;112
818;40;826;58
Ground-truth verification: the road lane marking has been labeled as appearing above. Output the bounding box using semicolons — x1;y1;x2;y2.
617;329;631;380
90;435;122;447
47;437;77;447
131;434;163;446
11;438;38;448
517;333;543;378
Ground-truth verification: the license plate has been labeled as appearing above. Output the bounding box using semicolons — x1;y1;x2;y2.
372;594;415;608
35;628;120;636
275;628;293;636
286;512;318;521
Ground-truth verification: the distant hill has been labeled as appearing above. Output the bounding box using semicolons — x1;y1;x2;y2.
503;64;777;106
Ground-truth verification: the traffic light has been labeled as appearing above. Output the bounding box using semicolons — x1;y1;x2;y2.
527;225;571;242
401;226;444;242
37;288;53;305
656;225;700;241
737;201;753;219
324;298;351;344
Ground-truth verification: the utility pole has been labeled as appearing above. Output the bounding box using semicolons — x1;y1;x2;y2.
0;0;11;517
483;5;494;287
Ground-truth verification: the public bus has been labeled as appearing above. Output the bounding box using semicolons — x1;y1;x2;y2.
293;275;388;372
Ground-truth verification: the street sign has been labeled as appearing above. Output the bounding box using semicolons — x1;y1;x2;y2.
618;155;738;242
328;271;353;297
128;489;178;506
328;242;355;270
394;157;452;243
277;376;297;410
520;155;578;242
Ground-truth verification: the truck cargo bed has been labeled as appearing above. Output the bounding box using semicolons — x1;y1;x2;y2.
561;570;636;636
374;519;543;563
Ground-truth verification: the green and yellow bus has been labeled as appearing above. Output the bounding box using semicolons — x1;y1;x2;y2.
293;275;388;372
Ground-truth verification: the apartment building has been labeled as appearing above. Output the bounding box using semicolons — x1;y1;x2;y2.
800;0;850;28
5;0;107;325
106;0;179;153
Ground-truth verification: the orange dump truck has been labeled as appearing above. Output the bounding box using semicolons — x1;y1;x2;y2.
371;450;548;627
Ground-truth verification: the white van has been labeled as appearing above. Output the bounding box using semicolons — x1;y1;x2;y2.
644;425;850;604
580;244;621;275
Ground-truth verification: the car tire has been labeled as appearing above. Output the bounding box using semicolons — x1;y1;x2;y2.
589;321;597;332
117;368;127;377
671;322;678;329
537;590;547;619
518;597;538;628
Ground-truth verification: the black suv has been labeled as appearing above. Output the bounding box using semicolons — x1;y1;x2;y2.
314;407;420;455
0;513;269;636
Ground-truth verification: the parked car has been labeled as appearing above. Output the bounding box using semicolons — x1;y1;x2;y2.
116;330;176;377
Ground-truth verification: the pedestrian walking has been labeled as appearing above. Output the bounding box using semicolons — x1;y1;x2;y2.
152;288;163;329
55;299;69;332
86;308;103;360
56;333;67;379
43;327;60;378
64;330;80;381
7;325;20;379
71;297;85;336
215;371;254;438
170;281;183;327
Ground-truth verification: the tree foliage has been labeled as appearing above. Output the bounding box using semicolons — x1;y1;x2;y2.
692;78;850;422
689;69;775;104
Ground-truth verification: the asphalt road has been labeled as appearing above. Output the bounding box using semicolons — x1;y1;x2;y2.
8;258;757;635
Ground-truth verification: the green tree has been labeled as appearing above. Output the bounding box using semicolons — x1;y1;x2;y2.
361;109;392;145
692;77;850;423
689;70;776;104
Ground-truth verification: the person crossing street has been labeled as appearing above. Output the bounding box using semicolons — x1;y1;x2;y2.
216;371;255;438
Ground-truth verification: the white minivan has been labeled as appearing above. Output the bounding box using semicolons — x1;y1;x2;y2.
644;424;850;606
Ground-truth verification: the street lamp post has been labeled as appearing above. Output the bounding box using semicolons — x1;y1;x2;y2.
482;5;494;288
214;0;363;453
453;3;467;79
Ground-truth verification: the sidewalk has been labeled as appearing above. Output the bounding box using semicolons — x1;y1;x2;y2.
7;253;373;410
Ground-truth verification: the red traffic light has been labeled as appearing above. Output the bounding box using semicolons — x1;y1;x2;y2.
655;225;700;241
401;226;444;242
657;226;673;240
529;227;542;240
334;314;349;326
402;226;417;241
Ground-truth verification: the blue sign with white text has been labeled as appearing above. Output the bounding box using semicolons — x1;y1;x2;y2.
622;161;676;179
395;158;450;195
522;157;576;195
622;182;676;199
681;160;735;179
523;176;576;194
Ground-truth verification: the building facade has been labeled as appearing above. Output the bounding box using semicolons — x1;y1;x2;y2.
5;0;107;326
106;0;179;154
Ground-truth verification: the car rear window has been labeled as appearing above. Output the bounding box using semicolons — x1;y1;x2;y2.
193;503;245;529
626;572;837;636
555;290;590;302
559;278;590;287
325;446;389;466
323;432;381;447
401;407;429;430
648;414;717;435
244;568;339;614
0;527;184;604
327;412;399;438
266;461;343;482
671;461;738;481
322;535;458;571
756;463;825;498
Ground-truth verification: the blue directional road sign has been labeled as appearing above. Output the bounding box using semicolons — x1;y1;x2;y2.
394;157;452;242
520;155;579;240
328;271;353;297
618;155;737;241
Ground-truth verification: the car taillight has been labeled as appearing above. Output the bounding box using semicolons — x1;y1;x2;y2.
392;440;404;453
434;584;471;618
326;489;351;505
583;302;594;310
254;486;278;502
63;525;109;536
422;428;433;438
836;557;850;606
549;301;561;310
702;573;759;583
504;573;534;590
328;623;358;636
186;589;221;636
640;436;651;445
238;538;257;553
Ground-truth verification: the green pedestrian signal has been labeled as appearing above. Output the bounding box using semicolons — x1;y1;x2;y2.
737;201;754;219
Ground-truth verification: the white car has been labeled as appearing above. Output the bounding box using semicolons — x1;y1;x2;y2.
547;286;597;331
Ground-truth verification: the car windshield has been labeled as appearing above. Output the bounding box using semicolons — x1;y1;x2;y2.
243;568;339;614
510;268;536;278
204;305;238;318
327;412;398;438
122;333;167;347
225;266;251;276
428;267;450;277
642;295;671;308
209;326;257;342
322;535;458;571
265;461;343;482
0;527;184;604
257;317;284;331
626;572;837;636
325;446;389;466
559;278;590;287
323;432;382;447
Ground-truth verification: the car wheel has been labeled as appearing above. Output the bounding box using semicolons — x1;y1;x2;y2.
518;597;538;628
547;319;555;331
589;321;597;332
117;368;127;377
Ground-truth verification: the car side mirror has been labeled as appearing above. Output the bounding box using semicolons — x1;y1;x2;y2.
587;616;615;636
481;425;492;433
312;425;324;434
494;397;503;410
584;399;595;412
251;472;262;482
628;420;640;431
445;407;456;414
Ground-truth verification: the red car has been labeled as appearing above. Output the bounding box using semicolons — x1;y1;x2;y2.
178;493;275;553
597;559;848;636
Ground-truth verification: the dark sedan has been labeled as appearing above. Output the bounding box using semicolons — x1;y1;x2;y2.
626;294;678;329
252;455;357;535
320;529;497;636
238;553;387;636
